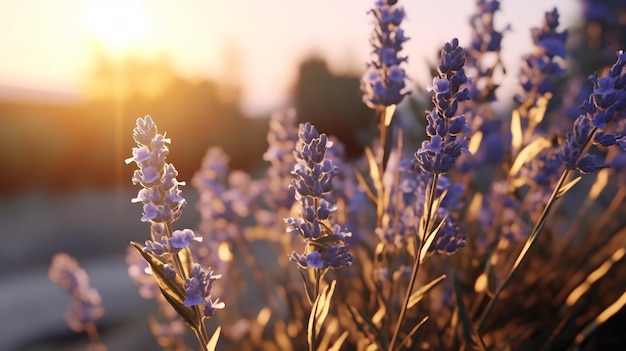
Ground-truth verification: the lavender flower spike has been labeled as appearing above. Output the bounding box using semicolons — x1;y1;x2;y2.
560;50;626;173
414;38;472;174
285;122;353;270
361;0;410;109
263;109;299;211
49;253;104;333
516;7;568;106
125;115;186;224
126;115;224;350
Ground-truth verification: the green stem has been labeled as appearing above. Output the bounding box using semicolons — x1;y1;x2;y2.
373;107;391;314
477;124;600;331
388;174;439;351
165;222;210;351
476;169;570;331
309;269;322;351
376;107;389;228
85;322;102;345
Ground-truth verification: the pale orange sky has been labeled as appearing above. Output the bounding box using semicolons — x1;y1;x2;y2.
0;0;581;115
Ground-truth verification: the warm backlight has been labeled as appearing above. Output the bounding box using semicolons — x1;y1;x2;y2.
84;0;149;55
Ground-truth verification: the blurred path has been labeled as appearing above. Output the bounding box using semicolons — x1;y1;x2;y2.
0;188;200;350
0;255;149;350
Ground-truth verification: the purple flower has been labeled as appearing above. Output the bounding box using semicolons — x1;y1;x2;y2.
127;116;226;329
515;8;567;106
305;251;324;269
49;253;90;293
532;8;568;59
289;245;354;270
143;236;169;256
184;287;204;307
170;229;202;249
320;245;354;269
126;246;159;299
203;297;225;318
191;147;237;243
429;77;451;95
321;136;365;245
430;220;467;254
183;264;222;307
361;0;410;109
127;116;187;224
518;146;564;211
580;0;626;74
465;0;509;105
263;109;299;211
522;147;564;188
285;123;353;271
414;39;472;175
560;51;626;173
49;253;104;333
421;135;444;154
401;164;468;256
469;1;505;53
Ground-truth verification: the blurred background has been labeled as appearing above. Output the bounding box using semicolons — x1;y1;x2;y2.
0;0;619;349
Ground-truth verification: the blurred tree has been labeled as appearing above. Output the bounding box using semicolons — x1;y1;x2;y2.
570;0;626;76
292;56;376;159
84;50;270;185
0;50;268;195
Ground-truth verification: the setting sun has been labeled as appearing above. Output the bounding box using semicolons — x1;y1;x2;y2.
84;0;149;55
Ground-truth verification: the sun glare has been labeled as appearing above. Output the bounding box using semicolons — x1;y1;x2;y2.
84;0;149;55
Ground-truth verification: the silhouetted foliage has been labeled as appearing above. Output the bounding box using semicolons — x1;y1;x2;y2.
0;53;268;194
293;57;376;160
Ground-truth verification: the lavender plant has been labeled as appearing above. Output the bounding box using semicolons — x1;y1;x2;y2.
513;7;568;153
125;115;223;351
361;0;410;112
475;29;626;343
466;0;508;106
360;0;410;231
286;122;353;351
387;37;472;351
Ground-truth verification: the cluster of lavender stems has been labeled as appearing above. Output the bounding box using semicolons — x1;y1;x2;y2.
46;1;626;349
388;37;472;351
476;50;626;332
361;0;411;236
285;122;353;351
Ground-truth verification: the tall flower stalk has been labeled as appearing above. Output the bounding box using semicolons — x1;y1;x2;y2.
513;7;568;153
285;122;353;351
126;115;223;351
361;0;410;228
263;109;301;262
389;38;471;351
460;0;509;174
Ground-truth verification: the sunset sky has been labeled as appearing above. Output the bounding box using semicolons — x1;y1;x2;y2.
0;0;581;115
